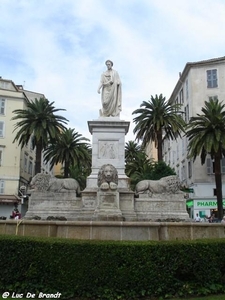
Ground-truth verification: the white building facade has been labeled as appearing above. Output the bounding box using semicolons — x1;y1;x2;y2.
163;57;225;219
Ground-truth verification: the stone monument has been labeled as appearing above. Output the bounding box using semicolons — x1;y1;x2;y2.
24;60;189;223
82;59;136;221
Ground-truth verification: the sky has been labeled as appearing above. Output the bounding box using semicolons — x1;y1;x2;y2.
1;0;225;143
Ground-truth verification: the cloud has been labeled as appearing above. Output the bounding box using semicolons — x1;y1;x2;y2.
1;0;225;144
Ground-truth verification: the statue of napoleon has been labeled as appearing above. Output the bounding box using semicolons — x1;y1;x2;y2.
97;60;122;117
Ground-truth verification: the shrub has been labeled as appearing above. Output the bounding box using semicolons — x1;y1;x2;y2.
0;236;225;299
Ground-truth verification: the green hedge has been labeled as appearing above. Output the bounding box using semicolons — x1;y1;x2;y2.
0;235;225;299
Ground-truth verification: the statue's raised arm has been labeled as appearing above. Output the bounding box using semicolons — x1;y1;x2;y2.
97;60;122;117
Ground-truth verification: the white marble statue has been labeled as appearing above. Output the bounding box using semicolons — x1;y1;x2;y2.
29;173;81;196
97;60;122;117
135;175;183;197
97;164;118;191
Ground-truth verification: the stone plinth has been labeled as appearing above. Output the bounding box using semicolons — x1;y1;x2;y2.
135;194;189;221
86;118;130;189
25;191;82;220
120;190;137;221
94;191;123;221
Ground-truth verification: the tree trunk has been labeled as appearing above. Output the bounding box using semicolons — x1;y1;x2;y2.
64;162;69;178
35;142;43;174
157;131;163;161
214;155;223;220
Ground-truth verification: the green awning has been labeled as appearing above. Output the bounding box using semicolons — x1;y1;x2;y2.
186;199;193;207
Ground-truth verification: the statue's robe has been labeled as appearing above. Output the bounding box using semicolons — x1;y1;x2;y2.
99;69;122;117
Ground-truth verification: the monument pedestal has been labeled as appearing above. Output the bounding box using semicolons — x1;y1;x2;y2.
93;191;124;221
135;194;190;221
86;118;130;190
25;191;82;220
79;117;137;221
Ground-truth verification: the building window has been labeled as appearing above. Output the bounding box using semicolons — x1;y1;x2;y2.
186;79;189;99
209;95;218;102
24;155;28;172
188;161;192;178
0;81;9;89
207;158;213;174
185;104;189;122
222;158;225;173
206;158;225;174
0;99;5;115
28;161;33;175
213;188;217;196
182;138;185;155
179;89;184;104
207;69;218;88
181;165;186;181
0;149;2;166
0;180;4;194
30;136;35;151
175;97;179;111
0;121;4;137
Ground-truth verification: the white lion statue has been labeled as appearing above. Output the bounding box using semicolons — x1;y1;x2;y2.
135;175;182;197
98;164;118;191
29;173;81;196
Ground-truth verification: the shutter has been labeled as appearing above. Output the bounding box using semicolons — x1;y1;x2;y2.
0;122;3;137
0;180;4;194
207;158;212;174
0;99;5;114
221;158;225;174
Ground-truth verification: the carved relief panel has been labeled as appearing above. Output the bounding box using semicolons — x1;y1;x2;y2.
98;141;118;159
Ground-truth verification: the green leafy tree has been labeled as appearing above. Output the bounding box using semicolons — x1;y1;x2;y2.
125;140;154;189
12;97;68;174
186;98;225;220
132;94;185;161
125;141;176;190
125;140;143;163
125;141;149;176
68;164;91;191
150;160;176;180
44;128;91;178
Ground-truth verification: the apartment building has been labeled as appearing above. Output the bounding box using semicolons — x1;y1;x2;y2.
163;56;225;219
0;78;52;219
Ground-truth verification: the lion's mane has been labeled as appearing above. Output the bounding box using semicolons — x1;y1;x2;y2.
30;173;51;191
97;164;118;187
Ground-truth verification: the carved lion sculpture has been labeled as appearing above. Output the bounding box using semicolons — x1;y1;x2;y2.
98;164;118;191
135;175;182;197
29;173;81;196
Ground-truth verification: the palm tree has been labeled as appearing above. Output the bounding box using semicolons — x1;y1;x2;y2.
12;97;68;174
186;98;225;220
125;140;143;163
125;142;176;190
132;94;185;161
125;141;152;189
44;128;91;178
68;164;91;191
